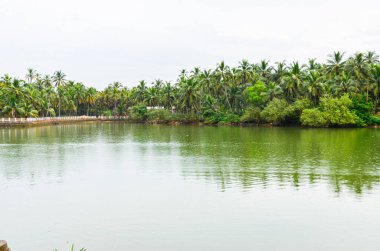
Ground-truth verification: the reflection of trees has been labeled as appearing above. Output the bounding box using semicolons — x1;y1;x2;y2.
1;124;379;195
0;123;104;183
128;125;380;195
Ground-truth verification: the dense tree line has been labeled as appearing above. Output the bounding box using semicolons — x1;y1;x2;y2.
1;51;379;127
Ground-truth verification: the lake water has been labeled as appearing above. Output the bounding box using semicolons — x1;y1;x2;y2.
1;123;380;251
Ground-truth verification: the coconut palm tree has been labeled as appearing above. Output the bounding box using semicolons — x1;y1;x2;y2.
332;72;357;97
237;59;253;85
215;61;232;111
85;87;97;115
26;68;37;84
133;80;148;104
327;51;346;75
346;53;371;101
283;62;304;101
265;81;283;101
77;83;87;114
257;60;272;81
52;70;67;116
364;51;379;65
370;65;380;111
305;70;325;105
161;82;174;110
273;61;288;84
2;101;25;118
178;78;199;113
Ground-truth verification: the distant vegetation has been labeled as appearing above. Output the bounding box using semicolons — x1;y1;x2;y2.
1;51;380;127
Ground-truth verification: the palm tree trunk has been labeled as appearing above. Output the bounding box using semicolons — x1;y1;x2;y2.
224;87;232;112
58;94;62;117
374;97;378;113
366;85;369;102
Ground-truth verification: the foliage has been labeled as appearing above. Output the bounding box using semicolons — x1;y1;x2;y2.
369;115;380;125
147;109;173;123
352;96;380;125
284;98;313;124
129;105;148;121
301;95;360;127
319;95;359;126
246;80;267;106
259;98;312;125
102;110;112;116
204;112;240;124
260;98;288;125
300;108;328;127
170;112;200;123
240;107;262;123
1;51;379;127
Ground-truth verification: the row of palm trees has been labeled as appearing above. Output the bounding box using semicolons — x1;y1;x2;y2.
1;51;379;121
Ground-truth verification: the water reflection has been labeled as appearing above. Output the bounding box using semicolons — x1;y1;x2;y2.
1;123;379;195
132;125;380;195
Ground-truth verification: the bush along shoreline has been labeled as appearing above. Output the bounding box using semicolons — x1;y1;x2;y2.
1;51;380;128
126;95;380;128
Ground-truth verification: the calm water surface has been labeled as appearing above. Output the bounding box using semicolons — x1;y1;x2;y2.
1;123;380;251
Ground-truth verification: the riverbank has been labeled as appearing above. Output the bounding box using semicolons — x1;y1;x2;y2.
0;116;127;127
1;116;379;128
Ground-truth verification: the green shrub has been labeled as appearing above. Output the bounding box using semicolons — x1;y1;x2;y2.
171;112;200;123
147;109;172;123
352;96;380;125
300;95;360;127
284;99;313;124
129;105;148;121
218;113;240;124
300;108;327;127
260;98;288;125
240;107;261;123
201;104;238;124
320;95;359;126
203;110;240;124
369;115;380;125
102;110;112;116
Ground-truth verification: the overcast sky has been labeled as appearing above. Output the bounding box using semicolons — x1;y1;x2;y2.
1;0;379;89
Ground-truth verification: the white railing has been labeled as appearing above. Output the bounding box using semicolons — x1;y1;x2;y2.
0;116;128;124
